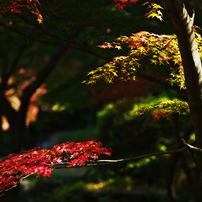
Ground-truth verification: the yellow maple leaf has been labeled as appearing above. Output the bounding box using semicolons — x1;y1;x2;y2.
37;17;43;24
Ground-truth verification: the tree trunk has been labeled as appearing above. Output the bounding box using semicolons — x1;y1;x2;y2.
164;0;202;167
10;47;69;152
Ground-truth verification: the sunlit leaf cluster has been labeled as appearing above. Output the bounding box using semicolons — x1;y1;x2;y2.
133;99;189;119
0;139;111;196
84;29;202;90
84;31;182;84
143;2;164;21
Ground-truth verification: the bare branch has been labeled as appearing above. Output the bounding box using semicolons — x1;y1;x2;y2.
0;22;27;39
17;16;112;60
87;146;188;166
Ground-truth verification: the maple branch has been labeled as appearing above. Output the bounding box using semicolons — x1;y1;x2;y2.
3;18;185;96
1;173;34;195
1;15;187;97
0;22;72;48
181;138;202;170
136;73;187;96
0;140;188;195
17;16;112;60
2;146;188;193
0;23;25;38
53;146;188;168
16;16;75;43
87;146;188;166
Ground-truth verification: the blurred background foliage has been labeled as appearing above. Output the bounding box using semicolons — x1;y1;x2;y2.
1;0;202;201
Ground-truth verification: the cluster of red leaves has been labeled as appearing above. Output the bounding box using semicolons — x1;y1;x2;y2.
0;0;43;23
112;0;138;10
0;139;111;196
153;110;168;119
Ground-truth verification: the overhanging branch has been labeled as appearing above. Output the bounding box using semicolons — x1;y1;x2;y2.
53;146;188;168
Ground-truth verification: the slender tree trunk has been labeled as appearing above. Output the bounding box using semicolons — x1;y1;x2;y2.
164;0;202;167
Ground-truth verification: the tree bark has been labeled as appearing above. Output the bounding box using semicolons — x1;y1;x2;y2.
164;0;202;166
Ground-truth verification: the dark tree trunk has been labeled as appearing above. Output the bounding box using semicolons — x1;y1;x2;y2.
10;46;69;152
163;0;202;166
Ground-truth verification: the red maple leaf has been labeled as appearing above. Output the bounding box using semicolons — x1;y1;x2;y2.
112;0;138;10
114;3;126;10
130;0;138;3
153;110;166;119
153;113;160;119
120;0;128;3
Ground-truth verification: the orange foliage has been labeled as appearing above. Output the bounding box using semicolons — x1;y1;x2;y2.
0;0;43;23
26;104;39;126
2;116;10;131
2;68;47;130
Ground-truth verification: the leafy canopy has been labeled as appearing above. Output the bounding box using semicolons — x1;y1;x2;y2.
83;0;202;119
0;0;197;197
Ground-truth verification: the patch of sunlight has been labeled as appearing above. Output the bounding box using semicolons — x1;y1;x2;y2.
158;144;167;151
97;103;114;117
151;156;156;160
130;95;170;116
189;133;195;141
123;113;133;121
106;28;111;33
85;182;105;190
158;137;172;145
126;186;132;191
97;94;174;122
135;157;151;168
134;155;158;168
127;163;135;169
51;103;67;112
125;176;133;191
85;178;115;191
